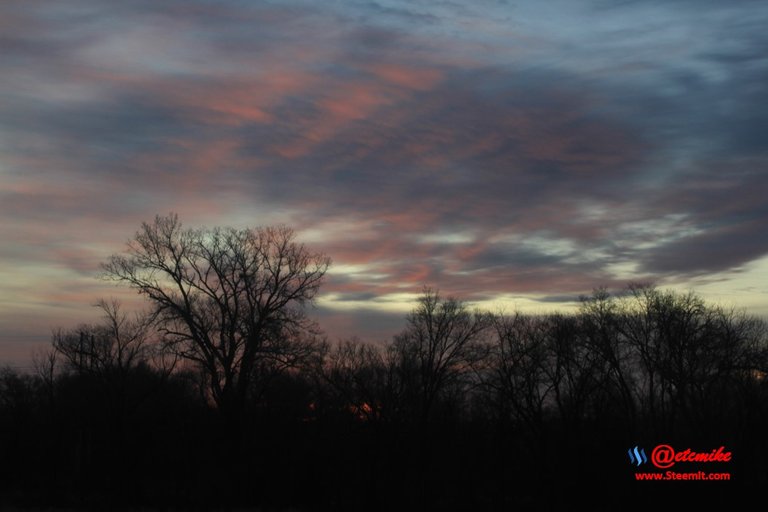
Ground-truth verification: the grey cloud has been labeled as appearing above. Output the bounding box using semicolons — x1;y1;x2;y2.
640;219;768;274
534;294;582;304
312;306;405;343
2;0;767;330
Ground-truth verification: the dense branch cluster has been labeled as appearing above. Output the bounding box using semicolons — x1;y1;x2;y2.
101;214;330;413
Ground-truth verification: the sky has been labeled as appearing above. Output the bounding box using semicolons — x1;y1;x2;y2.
2;0;768;366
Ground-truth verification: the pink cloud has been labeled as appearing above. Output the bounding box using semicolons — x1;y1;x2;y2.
364;63;442;91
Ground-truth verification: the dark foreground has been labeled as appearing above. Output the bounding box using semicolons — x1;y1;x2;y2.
1;288;766;510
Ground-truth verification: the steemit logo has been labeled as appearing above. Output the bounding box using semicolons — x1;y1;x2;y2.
628;446;648;466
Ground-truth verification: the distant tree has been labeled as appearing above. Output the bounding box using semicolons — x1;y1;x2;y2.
322;338;394;423
618;283;768;435
49;299;168;438
541;312;601;437
101;213;331;417
52;299;153;378
578;288;637;425
392;288;492;422
486;312;552;438
0;366;37;416
32;347;58;408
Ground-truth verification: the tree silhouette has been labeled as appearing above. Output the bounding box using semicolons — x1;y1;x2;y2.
392;288;491;423
487;312;552;440
323;338;388;422
52;299;153;378
101;213;331;417
2;279;767;510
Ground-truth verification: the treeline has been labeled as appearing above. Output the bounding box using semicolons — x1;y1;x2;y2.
1;285;767;510
2;215;767;509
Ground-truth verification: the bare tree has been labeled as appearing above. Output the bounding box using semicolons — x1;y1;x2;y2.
487;312;552;438
101;213;331;415
618;284;768;434
542;313;602;436
578;288;637;425
392;288;492;422
32;348;59;408
52;299;152;377
323;338;392;422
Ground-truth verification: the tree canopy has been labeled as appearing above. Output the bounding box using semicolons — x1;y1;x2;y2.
101;213;331;413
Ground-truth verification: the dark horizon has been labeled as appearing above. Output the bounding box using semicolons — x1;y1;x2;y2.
1;282;765;510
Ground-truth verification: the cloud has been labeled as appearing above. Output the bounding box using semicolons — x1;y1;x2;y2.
2;0;768;363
